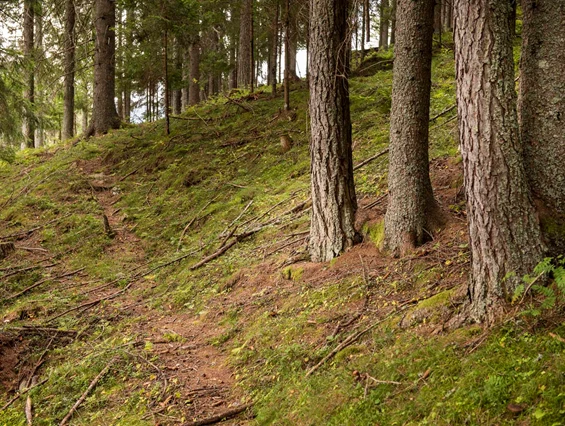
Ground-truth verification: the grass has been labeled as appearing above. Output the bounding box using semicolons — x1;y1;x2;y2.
1;46;564;425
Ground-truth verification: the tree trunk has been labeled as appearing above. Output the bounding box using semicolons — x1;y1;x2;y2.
163;30;170;136
308;0;357;263
284;0;291;110
173;39;182;115
520;0;565;254
90;0;120;136
390;0;397;45
288;2;298;81
237;0;253;88
379;0;390;50
189;40;200;106
365;0;370;43
123;6;133;121
454;0;545;323
384;0;440;257
34;4;43;147
22;0;35;149
62;0;75;140
268;0;280;95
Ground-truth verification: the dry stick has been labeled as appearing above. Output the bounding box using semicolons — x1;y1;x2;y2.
177;198;218;252
363;193;388;210
25;396;32;425
119;167;140;181
429;104;456;122
5;267;86;301
306;305;413;377
1;378;48;412
47;282;135;323
0;213;72;242
189;240;238;271
7;326;76;335
365;374;402;386
219;200;254;238
265;236;307;257
26;335;56;388
182;403;253;426
16;246;49;253
59;356;118;426
429;114;457;132
353;148;389;171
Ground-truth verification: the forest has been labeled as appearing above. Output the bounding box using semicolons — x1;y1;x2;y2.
0;0;564;424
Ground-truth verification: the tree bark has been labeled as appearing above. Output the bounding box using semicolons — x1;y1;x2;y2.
390;0;396;45
379;0;390;50
520;0;565;254
268;0;280;95
384;0;440;257
454;0;545;323
173;38;182;115
308;0;357;263
90;0;120;136
284;0;290;110
22;0;35;149
188;40;200;106
123;6;133;122
62;0;75;140
237;0;253;88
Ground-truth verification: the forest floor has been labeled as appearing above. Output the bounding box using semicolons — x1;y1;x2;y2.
1;48;564;426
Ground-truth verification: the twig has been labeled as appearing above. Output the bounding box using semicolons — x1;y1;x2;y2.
177;198;217;252
363;193;388;210
182;403;253;426
1;378;48;411
0;214;72;242
225;97;253;112
25;396;32;425
519;271;545;304
119;167;140;181
16;246;49;253
353;148;389;171
429;104;456;122
306;305;412;377
365;374;402;386
5;267;86;301
429;114;457;132
190;240;238;271
6;326;76;335
219;200;253;238
59;356;118;426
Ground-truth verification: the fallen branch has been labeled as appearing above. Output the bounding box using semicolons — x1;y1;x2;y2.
306;305;412;377
190;240;238;271
1;378;48;411
353;148;389;171
25;396;32;425
429;104;456;122
6;326;76;335
183;403;253;426
15;246;49;253
5;267;86;301
225;97;253;113
177;198;218;251
59;356;118;426
219;200;253;238
0;214;72;242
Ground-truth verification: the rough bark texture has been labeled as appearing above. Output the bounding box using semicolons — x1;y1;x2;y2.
390;0;396;44
237;0;253;88
124;7;133;121
173;39;182;115
268;1;280;94
308;0;357;263
384;0;440;257
22;0;35;149
454;0;545;323
90;0;120;136
283;0;291;110
62;0;75;140
189;40;200;106
379;0;390;49
520;0;565;254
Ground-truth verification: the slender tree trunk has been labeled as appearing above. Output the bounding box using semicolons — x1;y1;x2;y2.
182;48;190;109
384;0;440;257
288;2;298;80
390;0;397;45
229;45;237;90
89;0;120;136
34;4;43;147
173;39;182;115
361;2;366;63
268;1;280;95
116;9;124;120
520;0;565;254
284;0;291;110
189;40;200;106
379;0;390;50
163;30;170;136
62;0;75;140
454;0;545;323
22;0;35;149
309;0;357;263
123;6;133;121
238;0;253;88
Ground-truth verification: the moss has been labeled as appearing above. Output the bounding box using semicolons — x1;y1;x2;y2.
362;220;385;248
281;266;304;281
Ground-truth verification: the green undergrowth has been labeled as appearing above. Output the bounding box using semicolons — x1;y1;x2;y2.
1;47;564;425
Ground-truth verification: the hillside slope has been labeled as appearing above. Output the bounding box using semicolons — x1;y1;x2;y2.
1;50;564;425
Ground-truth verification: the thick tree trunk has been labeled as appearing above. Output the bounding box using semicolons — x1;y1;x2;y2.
90;0;120;136
62;0;75;140
454;0;545;323
22;0;35;149
268;1;280;94
384;0;440;257
379;0;390;50
365;0;370;43
237;0;253;88
189;40;200;106
308;0;357;263
520;0;565;254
